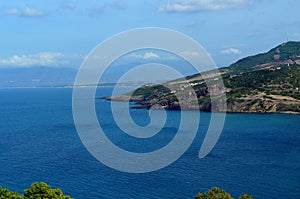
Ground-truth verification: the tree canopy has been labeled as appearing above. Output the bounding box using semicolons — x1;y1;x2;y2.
0;182;73;199
195;187;253;199
0;186;23;199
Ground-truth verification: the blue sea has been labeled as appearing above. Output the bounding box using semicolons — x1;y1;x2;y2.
0;88;299;199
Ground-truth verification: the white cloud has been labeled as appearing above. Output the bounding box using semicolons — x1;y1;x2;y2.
61;2;76;11
158;0;252;12
5;6;45;17
126;52;160;60
125;53;142;59
220;48;242;55
180;51;201;57
87;1;125;16
23;7;44;17
0;52;68;67
143;52;160;59
5;8;19;15
111;1;126;10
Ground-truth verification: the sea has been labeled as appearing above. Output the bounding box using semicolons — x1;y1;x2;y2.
0;88;299;199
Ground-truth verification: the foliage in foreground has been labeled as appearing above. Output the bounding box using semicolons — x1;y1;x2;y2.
1;184;253;199
0;182;73;199
195;187;253;199
0;186;23;199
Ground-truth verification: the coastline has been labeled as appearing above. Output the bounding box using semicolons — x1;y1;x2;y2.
99;96;300;115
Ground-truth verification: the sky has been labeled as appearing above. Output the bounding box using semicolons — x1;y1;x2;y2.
1;0;300;69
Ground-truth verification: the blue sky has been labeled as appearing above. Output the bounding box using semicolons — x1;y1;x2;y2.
1;0;300;69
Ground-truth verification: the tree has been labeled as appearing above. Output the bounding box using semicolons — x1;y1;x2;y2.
195;187;233;199
0;186;24;199
238;194;253;199
195;187;253;199
24;182;73;199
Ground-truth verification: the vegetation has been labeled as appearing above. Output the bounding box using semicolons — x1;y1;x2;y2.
102;41;300;114
195;187;253;199
1;184;253;199
0;182;73;199
0;186;23;199
229;41;300;72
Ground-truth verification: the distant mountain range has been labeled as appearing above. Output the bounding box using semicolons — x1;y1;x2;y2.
0;59;196;88
103;41;300;114
0;67;77;87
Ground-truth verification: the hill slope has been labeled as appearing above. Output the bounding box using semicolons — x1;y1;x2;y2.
229;41;300;73
102;41;300;114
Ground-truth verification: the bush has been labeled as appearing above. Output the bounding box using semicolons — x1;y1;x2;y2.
239;194;253;199
24;182;73;199
0;186;24;199
195;187;252;199
0;182;73;199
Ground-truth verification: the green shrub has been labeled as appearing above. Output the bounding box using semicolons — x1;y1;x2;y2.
195;187;252;199
0;186;24;199
0;182;73;199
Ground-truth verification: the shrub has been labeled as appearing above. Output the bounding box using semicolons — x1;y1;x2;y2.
195;187;252;199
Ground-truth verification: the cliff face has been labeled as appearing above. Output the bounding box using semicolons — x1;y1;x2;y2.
101;41;300;114
227;99;277;113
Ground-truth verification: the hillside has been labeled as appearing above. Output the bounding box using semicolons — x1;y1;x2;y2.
102;41;300;114
229;41;300;73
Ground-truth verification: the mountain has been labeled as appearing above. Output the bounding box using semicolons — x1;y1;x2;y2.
228;41;300;73
102;41;300;114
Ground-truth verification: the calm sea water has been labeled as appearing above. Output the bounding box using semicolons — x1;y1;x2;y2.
0;88;299;199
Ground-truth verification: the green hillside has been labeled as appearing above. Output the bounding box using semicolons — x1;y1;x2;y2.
229;41;300;72
102;41;300;114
